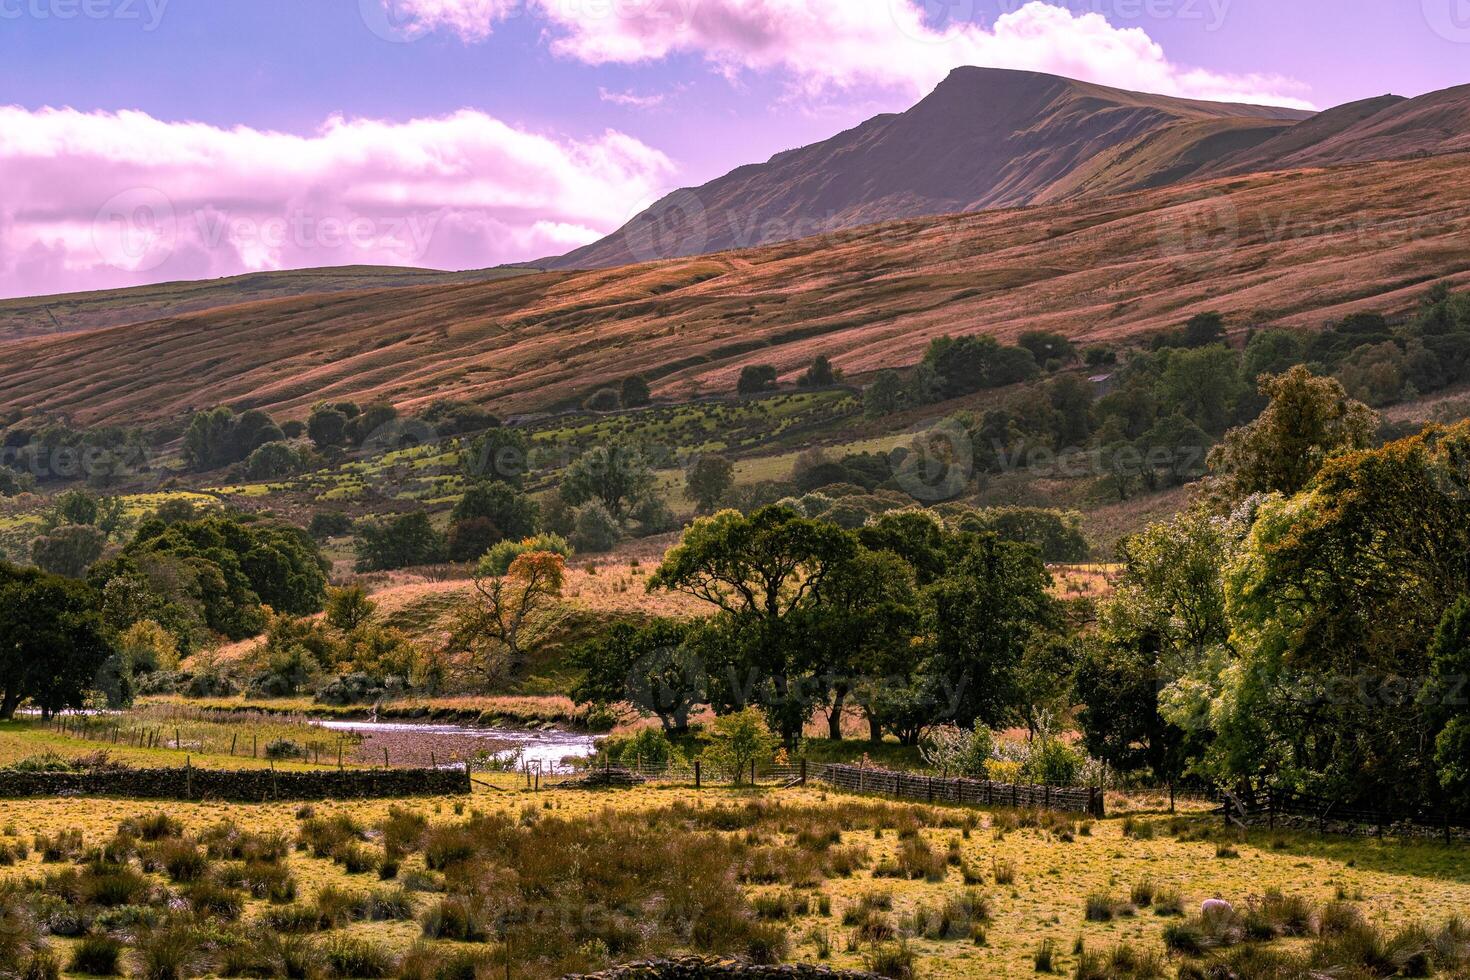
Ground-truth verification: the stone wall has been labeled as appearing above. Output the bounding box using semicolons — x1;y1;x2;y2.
0;765;469;801
564;957;882;980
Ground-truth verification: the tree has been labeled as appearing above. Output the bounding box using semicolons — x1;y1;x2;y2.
31;524;107;578
685;454;735;514
118;619;180;674
452;481;538;538
1206;365;1378;506
920;723;993;778
1157;345;1246;435
953;507;1088;563
308;511;354;541
462;426;532;485
354;512;445;572
648;506;857;745
1018;331;1077;366
325;584;377;632
570;501;623;554
0;562;110;719
1427;598;1470;812
1182;312;1227;348
452;551;568;678
560;443;655;521
307;405;350;451
1202;427;1470;807
245;441;304;480
620;375;651;408
736;365;778;395
583;388;622;412
571;618;707;733
1137;413;1213;489
923;534;1056;730
701;708;779;785
864;370;905;417
799;355;838;388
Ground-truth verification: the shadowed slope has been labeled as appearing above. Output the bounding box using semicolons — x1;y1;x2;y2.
549;67;1309;269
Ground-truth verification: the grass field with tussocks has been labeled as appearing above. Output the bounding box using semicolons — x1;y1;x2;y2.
0;779;1465;979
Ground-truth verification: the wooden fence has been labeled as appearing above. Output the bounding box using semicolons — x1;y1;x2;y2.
1218;787;1469;841
818;763;1104;817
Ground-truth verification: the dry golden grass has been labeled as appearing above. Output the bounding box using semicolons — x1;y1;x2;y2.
0;780;1465;979
8;154;1470;426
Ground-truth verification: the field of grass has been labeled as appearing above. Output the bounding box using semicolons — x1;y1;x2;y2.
0;773;1465;979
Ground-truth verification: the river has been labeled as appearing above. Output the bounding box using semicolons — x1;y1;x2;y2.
310;718;598;773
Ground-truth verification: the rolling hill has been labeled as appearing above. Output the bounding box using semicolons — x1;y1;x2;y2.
5;152;1470;428
0;265;534;342
548;67;1311;270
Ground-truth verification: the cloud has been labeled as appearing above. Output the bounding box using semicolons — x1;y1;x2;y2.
381;0;1312;108
0;105;675;299
598;87;669;109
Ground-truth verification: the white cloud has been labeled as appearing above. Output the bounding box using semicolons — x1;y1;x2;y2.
0;105;675;298
380;0;1312;108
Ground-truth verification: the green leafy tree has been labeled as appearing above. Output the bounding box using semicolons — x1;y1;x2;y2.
799;355;839;388
570;501;623;554
620;375;652;407
325;584;377;632
0;562;110;719
923;533;1056;730
1156;346;1246;435
1182;312;1227;348
701;708;780;785
685;454;735;514
736;364;778;395
864;370;905;417
571;618;707;733
560;443;656;521
649;506;856;745
462;426;532;485
1206;365;1378;506
1427;597;1470;811
31;524;107;579
354;512;445;572
307;405;350;451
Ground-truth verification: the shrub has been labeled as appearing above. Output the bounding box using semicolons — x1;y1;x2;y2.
1034;937;1058;973
320;935;393;979
132;926;202;980
364;887;415;922
69;935;123;977
81;866;151;907
419;897;488;942
264;739;308;761
264;903;326;934
1084;893;1135;922
187;880;244;920
992;857;1017;886
1130;879;1157;908
864;942;916;979
1152;887;1184;917
156;839;208;883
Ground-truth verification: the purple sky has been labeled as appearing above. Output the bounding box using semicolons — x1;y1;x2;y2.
1;0;1466;299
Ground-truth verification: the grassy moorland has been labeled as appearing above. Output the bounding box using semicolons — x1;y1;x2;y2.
5;153;1470;426
0;782;1465;979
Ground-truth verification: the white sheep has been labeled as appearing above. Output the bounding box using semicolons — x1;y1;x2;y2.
1201;898;1235;919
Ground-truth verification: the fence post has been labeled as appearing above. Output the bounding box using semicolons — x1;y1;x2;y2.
800;759;807;787
694;760;702;789
185;757;192;800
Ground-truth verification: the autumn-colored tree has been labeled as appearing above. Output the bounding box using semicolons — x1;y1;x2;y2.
452;551;568;679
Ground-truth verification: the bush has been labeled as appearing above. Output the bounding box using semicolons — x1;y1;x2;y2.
69;935;123;977
478;533;572;576
583;388;622;412
320;935;393;979
132;926;202;980
570;501;622;554
864;942;916;979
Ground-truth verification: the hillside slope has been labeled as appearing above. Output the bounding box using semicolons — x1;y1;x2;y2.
0;265;532;342
1206;85;1470;175
549;67;1308;269
4;153;1470;427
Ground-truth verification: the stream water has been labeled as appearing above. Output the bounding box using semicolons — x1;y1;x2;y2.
309;718;598;773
